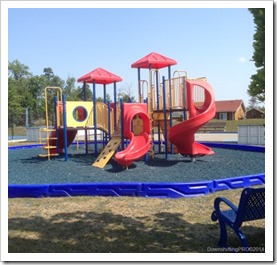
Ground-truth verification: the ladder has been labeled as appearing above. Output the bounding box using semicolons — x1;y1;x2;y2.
38;128;59;159
39;87;63;160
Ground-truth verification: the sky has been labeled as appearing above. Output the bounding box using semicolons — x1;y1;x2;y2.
7;3;261;106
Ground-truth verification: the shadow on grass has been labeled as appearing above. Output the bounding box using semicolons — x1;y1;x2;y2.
8;210;265;253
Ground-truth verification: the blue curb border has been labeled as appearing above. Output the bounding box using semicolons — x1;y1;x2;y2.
8;142;265;198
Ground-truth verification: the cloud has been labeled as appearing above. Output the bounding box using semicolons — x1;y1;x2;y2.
238;57;246;63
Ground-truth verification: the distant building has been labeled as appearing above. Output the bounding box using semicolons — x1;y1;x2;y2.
246;108;264;119
214;100;246;120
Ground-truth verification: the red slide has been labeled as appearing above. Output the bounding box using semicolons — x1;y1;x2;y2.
114;103;151;167
168;79;216;157
47;128;77;154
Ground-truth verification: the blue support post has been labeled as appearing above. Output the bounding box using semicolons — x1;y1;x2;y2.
83;82;87;101
113;82;117;128
156;70;160;111
83;82;88;154
103;84;107;104
138;68;141;102
144;97;149;162
168;66;174;154
62;94;68;161
108;100;111;140
53;96;59;154
156;70;161;153
93;81;97;155
120;98;124;150
162;76;168;160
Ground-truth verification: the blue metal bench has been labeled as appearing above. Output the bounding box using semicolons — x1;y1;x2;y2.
211;187;265;251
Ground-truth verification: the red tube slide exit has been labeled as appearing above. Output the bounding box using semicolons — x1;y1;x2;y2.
115;103;151;167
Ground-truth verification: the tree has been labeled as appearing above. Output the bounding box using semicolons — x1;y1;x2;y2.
8;77;25;130
248;8;265;102
63;77;77;100
9;60;31;80
247;96;260;110
8;60;32;130
73;84;93;101
28;75;47;125
43;67;54;84
118;83;136;102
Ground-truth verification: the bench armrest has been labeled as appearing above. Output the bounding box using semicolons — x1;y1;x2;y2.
214;196;238;213
211;196;239;221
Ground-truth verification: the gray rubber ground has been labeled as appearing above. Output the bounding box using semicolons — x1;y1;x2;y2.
8;145;265;185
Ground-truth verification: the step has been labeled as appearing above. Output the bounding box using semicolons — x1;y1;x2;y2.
43;145;57;150
39;137;58;141
39;128;56;132
38;153;59;158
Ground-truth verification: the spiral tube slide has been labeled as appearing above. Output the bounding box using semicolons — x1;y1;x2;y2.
168;79;216;157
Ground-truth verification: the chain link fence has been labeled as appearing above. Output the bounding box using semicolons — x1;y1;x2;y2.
8;108;49;141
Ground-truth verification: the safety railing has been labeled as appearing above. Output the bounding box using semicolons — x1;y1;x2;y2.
85;102;114;135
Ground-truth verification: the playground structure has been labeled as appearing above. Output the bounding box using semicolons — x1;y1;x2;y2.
39;52;216;167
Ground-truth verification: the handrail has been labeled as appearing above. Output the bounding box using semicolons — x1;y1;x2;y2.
173;70;187;79
85;101;114;135
138;80;148;103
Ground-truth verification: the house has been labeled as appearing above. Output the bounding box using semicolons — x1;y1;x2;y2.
246;108;264;119
214;100;246;120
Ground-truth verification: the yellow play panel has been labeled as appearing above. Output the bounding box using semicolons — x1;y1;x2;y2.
92;136;121;168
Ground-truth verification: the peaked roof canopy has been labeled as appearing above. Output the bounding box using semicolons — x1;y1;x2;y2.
77;67;122;85
131;52;177;69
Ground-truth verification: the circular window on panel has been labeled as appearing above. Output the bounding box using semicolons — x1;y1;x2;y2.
73;106;88;122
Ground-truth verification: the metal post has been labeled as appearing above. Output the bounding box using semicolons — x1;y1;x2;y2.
120;98;124;150
84;82;88;154
83;82;87;101
54;96;59;154
62;94;68;161
25;107;29;128
93;81;97;155
103;84;107;104
168;65;174;154
183;76;187;120
144;97;149;162
138;68;141;103
163;76;168;160
156;70;161;153
113;82;117;128
156;70;160;111
108;100;111;140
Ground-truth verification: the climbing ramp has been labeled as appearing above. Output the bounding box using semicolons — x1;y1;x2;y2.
92;136;121;168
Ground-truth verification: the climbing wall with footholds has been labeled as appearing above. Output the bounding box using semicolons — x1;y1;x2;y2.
92;136;121;168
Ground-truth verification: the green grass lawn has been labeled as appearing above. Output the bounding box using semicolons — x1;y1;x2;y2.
221;119;264;132
8;186;265;254
8;126;27;137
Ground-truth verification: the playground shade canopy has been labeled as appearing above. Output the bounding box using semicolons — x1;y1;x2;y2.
77;67;122;84
131;52;177;69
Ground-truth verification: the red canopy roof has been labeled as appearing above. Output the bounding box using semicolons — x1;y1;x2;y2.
77;67;122;84
131;52;177;69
